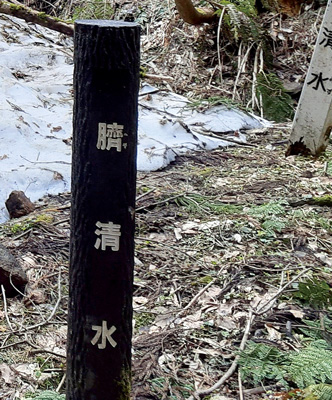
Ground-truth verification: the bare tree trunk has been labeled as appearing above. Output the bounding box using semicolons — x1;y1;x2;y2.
174;0;216;25
0;0;74;36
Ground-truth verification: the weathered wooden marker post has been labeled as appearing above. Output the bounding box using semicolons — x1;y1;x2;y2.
287;0;332;156
67;21;140;399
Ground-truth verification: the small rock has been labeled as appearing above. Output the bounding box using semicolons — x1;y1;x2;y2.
0;244;28;297
5;190;35;218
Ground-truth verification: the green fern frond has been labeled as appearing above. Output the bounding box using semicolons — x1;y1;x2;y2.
176;193;242;215
248;201;286;219
217;0;257;18
261;219;286;233
73;0;114;20
293;278;332;309
216;1;261;43
304;384;332;400
239;341;332;389
25;391;65;400
298;317;332;341
238;341;289;386
287;341;332;388
224;4;243;41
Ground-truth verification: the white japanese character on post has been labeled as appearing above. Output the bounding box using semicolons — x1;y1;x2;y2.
94;221;121;251
91;320;117;349
97;122;128;152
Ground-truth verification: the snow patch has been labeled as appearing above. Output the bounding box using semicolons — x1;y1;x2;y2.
0;14;267;222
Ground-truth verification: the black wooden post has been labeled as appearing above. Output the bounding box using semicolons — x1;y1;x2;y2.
67;21;140;400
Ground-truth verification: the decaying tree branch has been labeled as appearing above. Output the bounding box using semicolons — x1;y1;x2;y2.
0;0;74;36
174;0;217;25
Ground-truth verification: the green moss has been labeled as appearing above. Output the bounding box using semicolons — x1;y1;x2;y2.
35;214;54;223
38;12;47;20
134;312;155;331
52;16;70;23
9;4;24;11
256;72;294;122
116;367;131;400
9;221;34;234
196;167;213;177
139;66;147;78
217;0;257;18
6;213;53;235
309;195;332;207
198;275;214;284
259;0;279;11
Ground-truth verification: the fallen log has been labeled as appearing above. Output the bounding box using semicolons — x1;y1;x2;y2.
0;0;74;36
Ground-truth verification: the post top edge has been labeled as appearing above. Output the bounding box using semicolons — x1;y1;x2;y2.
75;20;140;28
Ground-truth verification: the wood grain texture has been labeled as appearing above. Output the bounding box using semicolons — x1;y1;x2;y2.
67;20;140;400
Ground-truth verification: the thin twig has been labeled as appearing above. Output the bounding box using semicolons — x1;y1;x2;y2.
1;334;10;348
188;267;310;399
13;228;33;240
0;270;63;337
259;47;264;117
29;347;66;359
136;188;157;201
176;279;216;318
255;267;310;316
176;265;228;318
233;43;255;100
191;310;254;399
1;285;13;332
243;385;278;395
136;193;185;212
251;43;260;112
20;155;71;165
144;73;174;82
1;338;66;358
217;7;226;83
9;275;48;323
0;339;27;350
238;370;245;400
53;217;70;226
56;373;67;391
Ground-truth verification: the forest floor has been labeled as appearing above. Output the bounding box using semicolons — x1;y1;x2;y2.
1;0;332;399
1;125;332;400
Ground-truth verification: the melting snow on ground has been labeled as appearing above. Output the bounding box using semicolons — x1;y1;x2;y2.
0;14;267;222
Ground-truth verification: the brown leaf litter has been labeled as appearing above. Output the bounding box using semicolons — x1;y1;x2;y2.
0;0;331;398
0;125;331;399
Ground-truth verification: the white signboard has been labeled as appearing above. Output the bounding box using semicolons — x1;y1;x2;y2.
288;0;332;155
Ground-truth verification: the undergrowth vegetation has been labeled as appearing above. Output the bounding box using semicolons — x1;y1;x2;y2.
239;339;332;388
72;0;115;20
25;391;65;400
0;118;331;400
132;130;332;398
1;1;332;399
22;0;326;122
